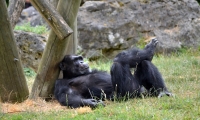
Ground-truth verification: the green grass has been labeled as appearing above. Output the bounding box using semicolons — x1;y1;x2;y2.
23;68;36;77
1;50;200;120
14;23;48;34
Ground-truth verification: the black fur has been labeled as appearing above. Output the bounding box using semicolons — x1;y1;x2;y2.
111;38;173;99
54;55;113;108
54;38;173;108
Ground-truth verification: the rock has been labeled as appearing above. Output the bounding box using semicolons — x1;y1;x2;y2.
14;30;47;72
78;0;200;59
17;0;200;61
30;14;46;27
17;6;46;27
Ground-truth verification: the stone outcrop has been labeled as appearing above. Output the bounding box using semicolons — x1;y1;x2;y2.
17;6;46;27
16;0;200;62
14;31;47;72
78;0;200;58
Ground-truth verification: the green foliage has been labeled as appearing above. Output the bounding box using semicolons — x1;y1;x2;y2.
89;58;112;72
14;23;48;34
136;37;147;49
171;47;200;57
23;68;36;77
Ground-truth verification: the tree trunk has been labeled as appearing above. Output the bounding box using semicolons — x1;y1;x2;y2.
66;16;78;54
8;0;25;29
30;0;73;40
0;0;29;103
30;0;81;99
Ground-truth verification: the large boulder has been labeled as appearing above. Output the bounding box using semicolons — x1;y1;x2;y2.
14;31;47;72
16;0;200;66
17;6;46;27
78;0;200;59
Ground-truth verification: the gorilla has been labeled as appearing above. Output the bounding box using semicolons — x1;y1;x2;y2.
54;55;113;108
54;38;173;108
111;38;173;99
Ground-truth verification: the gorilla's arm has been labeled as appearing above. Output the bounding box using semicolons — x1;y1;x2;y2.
54;81;104;108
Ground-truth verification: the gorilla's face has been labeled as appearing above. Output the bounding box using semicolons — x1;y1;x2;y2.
60;55;90;78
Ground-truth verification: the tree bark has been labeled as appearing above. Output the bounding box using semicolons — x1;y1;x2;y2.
0;0;29;103
30;0;81;99
8;0;25;29
30;0;73;40
47;0;59;8
66;16;78;54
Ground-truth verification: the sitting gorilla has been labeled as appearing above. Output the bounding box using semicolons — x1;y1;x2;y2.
54;38;173;108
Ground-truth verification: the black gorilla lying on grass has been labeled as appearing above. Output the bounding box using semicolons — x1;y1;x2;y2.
54;38;173;108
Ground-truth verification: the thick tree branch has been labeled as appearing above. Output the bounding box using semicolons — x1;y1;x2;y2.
0;0;29;102
8;0;25;29
30;0;73;40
